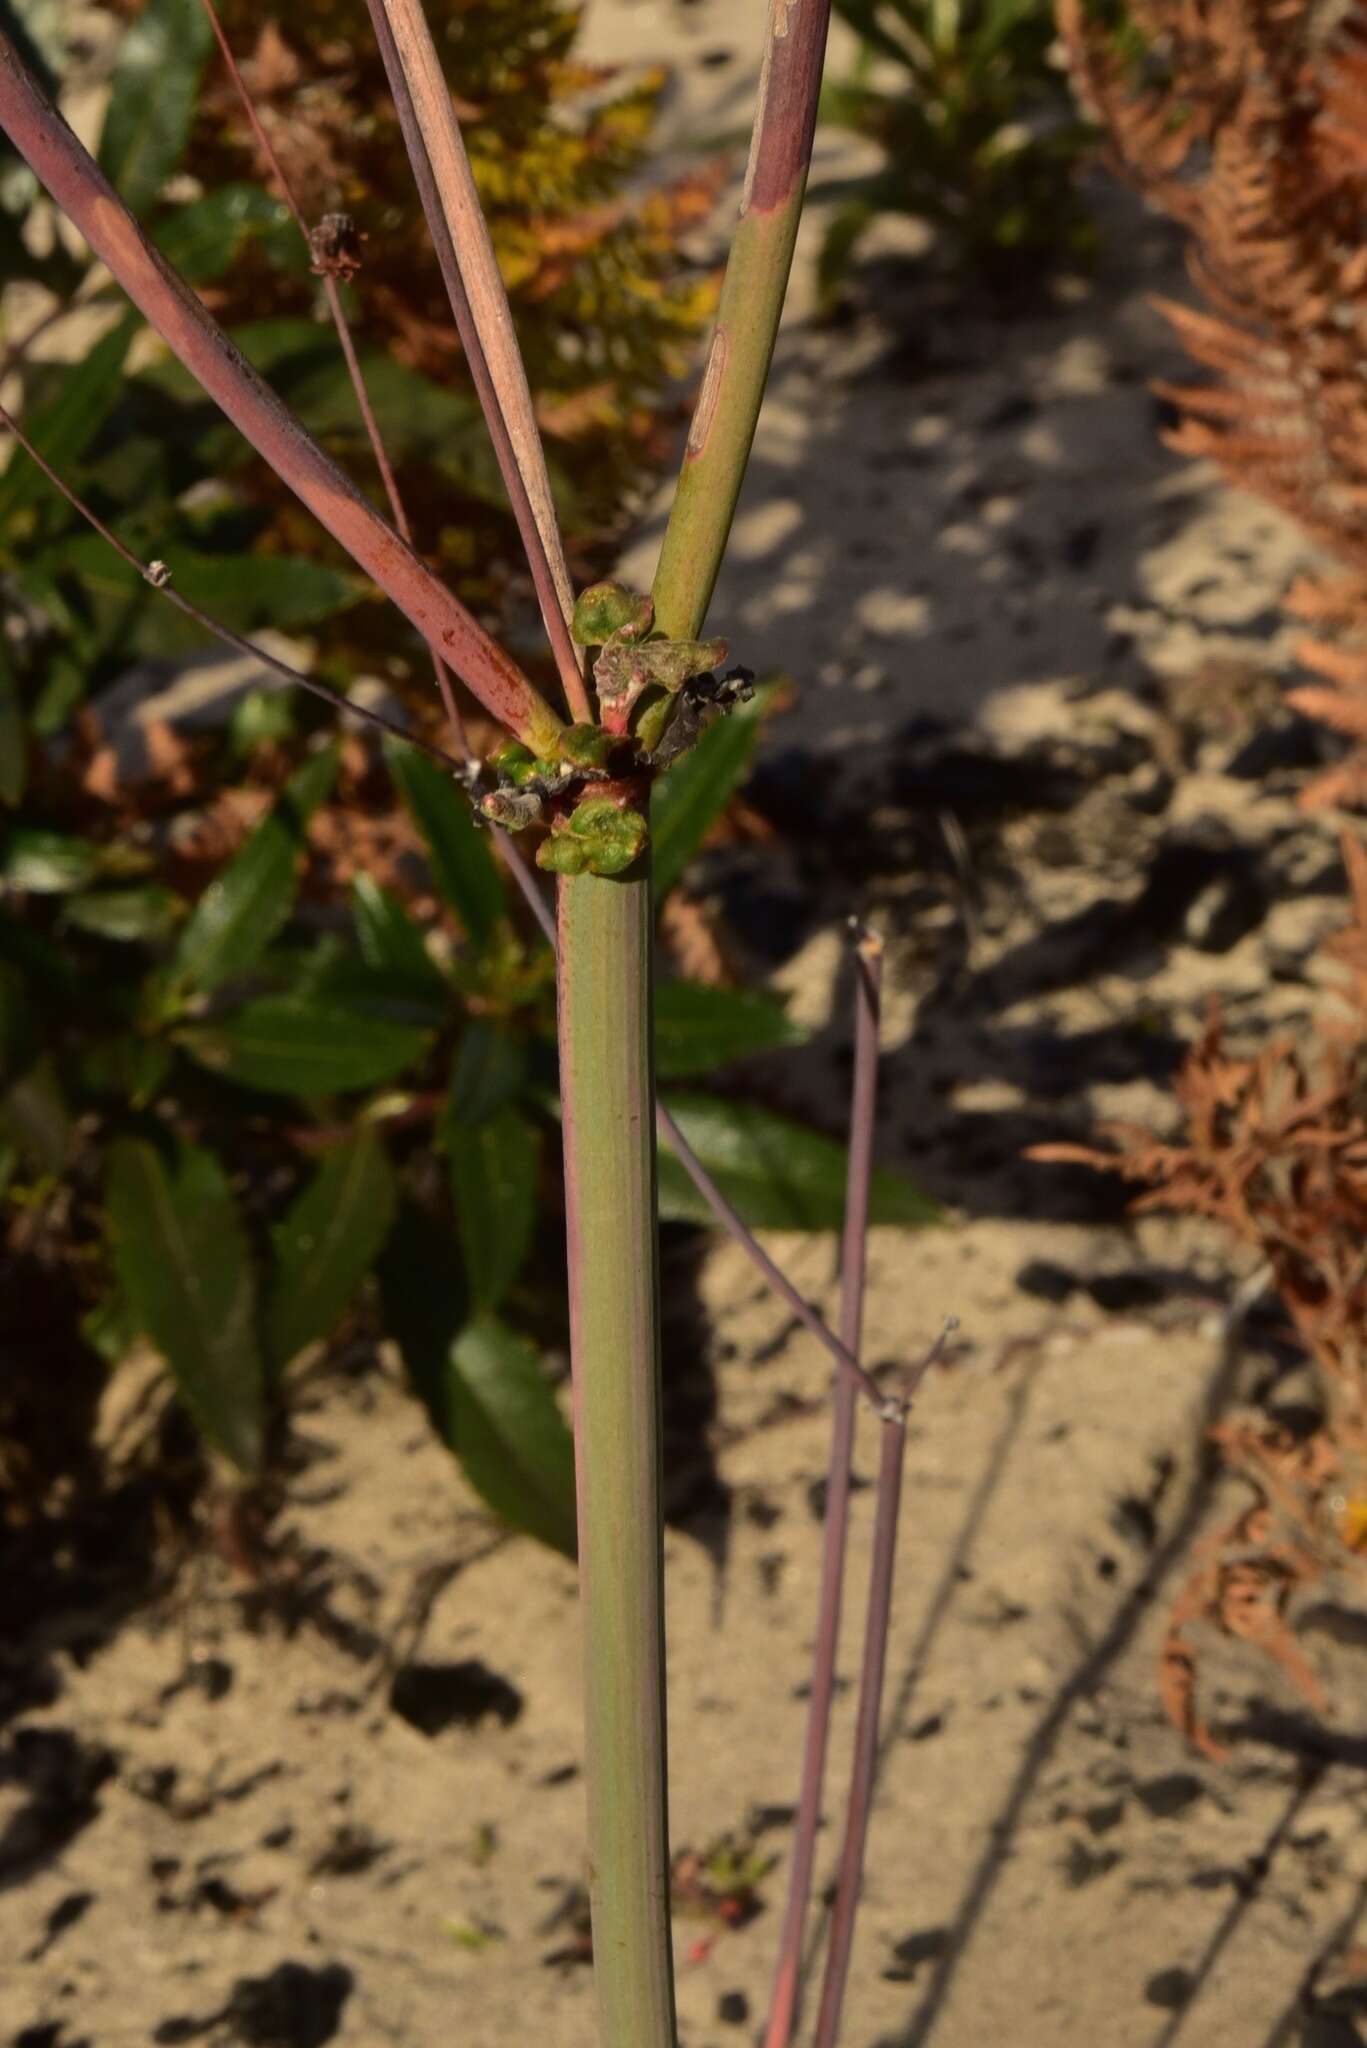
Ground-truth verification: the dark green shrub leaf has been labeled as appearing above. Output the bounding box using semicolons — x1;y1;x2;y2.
173;745;337;991
657;1093;942;1230
0;310;138;528
179;994;430;1096
0;1054;70;1172
0;828;101;894
106;1136;263;1471
379;1232;574;1556
385;740;502;950
303;958;449;1030
651;686;770;902
653;981;807;1077
444;1317;576;1556
0;638;26;807
352;875;446;994
81;1284;142;1367
98;0;212;212
62;884;180;942
446;1104;540;1314
447;1019;528;1126
55;539;359;646
378;1199;467;1426
0;958;36;1081
154;184;297;284
267;1131;397;1372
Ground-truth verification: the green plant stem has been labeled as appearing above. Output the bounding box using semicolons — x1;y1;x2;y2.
557;865;677;2048
652;0;833;640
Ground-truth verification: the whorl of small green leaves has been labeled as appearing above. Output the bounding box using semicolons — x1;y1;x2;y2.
536;799;649;877
556;723;614;773
571;580;653;647
489;740;541;788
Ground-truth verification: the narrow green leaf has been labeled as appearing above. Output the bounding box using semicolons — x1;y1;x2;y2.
81;1285;142;1366
653;980;807;1077
106;1136;263;1470
379;1236;574;1555
0;828;101;894
351;875;446;993
0;310;138;528
447;1104;540;1314
0;637;26;807
0;1054;70;1172
154;184;297;284
62;884;180;942
173;745;337;991
98;0;212;211
267;1132;397;1372
0;958;36;1081
378;1199;467;1428
650;686;771;902
452;1318;577;1556
385;739;503;949
447;1019;528;1126
179;994;430;1096
55;537;359;642
657;1093;942;1230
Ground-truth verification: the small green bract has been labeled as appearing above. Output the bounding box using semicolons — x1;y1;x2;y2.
571;579;653;648
536;799;649;877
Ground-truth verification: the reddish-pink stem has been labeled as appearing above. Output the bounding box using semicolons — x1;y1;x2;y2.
765;925;883;2048
363;0;593;725
0;32;558;749
811;1405;908;2048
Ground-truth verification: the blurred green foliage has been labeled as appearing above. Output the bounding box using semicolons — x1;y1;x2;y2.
818;0;1097;299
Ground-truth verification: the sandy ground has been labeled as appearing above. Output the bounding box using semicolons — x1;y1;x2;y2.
7;3;1367;2046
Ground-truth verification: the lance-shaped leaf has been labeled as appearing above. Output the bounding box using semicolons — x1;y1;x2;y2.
653;980;807;1077
444;1316;576;1557
0;309;138;527
173;745;337;991
267;1131;397;1372
0;636;25;806
656;1093;941;1231
385;739;503;950
351;874;446;994
650;684;770;901
180;993;430;1096
445;1096;540;1315
379;1217;575;1556
106;1136;263;1470
98;0;211;212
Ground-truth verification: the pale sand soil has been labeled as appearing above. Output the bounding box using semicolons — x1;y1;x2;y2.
7;3;1367;2045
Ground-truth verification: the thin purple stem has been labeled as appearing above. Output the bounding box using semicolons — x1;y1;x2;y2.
0;401;463;770
654;1096;884;1409
811;1315;956;2048
765;924;883;2048
811;1404;908;2048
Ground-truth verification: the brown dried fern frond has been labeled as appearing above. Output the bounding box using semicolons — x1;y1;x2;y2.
1060;0;1367;804
1032;835;1367;1749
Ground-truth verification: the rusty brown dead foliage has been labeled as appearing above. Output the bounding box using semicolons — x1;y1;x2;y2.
1033;833;1367;1755
1059;0;1367;807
